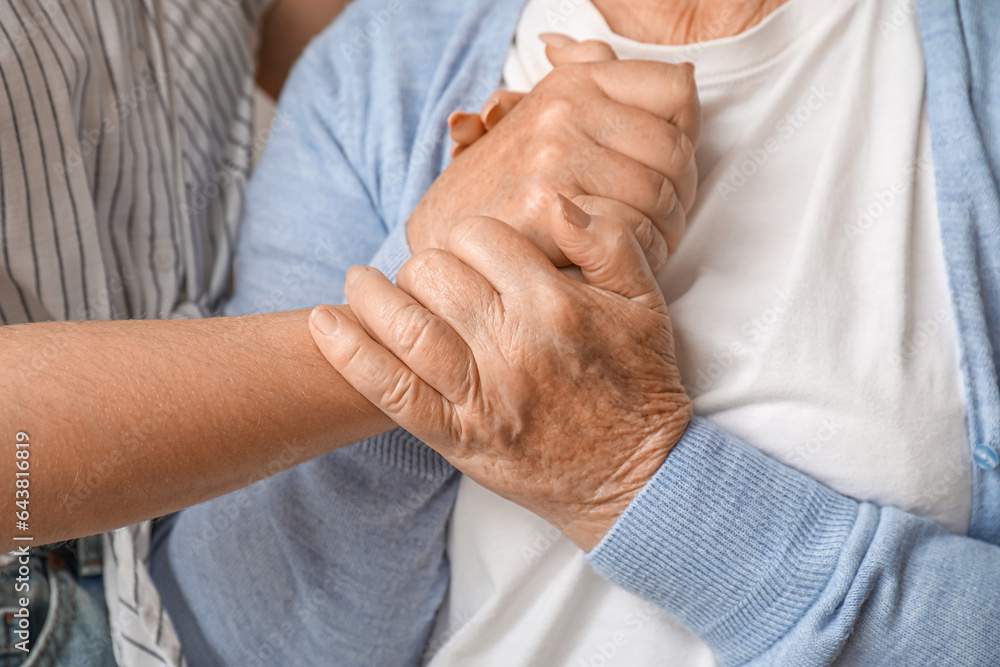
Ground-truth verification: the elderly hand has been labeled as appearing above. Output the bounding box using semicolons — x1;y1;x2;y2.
410;39;700;270
449;35;624;157
311;197;692;551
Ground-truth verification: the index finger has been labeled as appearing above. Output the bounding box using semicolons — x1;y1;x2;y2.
584;59;701;147
445;216;563;295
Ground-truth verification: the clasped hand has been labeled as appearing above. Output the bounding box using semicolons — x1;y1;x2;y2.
310;199;692;550
408;35;700;270
310;39;699;550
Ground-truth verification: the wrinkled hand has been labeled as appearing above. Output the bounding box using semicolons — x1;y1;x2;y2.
449;35;620;157
311;198;693;551
410;39;700;269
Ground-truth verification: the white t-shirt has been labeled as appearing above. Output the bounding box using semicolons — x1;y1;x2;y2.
425;0;972;664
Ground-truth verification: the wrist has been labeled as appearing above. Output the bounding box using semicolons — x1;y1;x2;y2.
406;201;441;255
567;400;693;551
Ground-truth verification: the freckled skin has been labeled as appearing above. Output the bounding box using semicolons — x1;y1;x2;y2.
317;214;693;551
317;38;706;553
415;46;700;267
460;284;690;536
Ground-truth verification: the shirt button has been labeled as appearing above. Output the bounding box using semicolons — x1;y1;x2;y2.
973;444;1000;471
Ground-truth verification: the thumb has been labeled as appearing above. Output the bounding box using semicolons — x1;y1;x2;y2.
552;194;667;314
540;33;618;66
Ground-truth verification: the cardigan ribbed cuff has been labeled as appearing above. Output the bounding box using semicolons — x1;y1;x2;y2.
367;220;413;284
586;416;860;664
354;428;455;480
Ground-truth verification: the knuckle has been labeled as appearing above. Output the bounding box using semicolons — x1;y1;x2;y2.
633;215;656;252
542;61;585;88
532;94;576;131
611;225;635;259
552;300;584;335
578;40;616;62
654;175;679;222
533;280;565;307
668;125;695;174
536;282;581;329
390;302;436;354
521;180;558;219
379;369;417;415
673;64;699;108
339;336;369;373
407;248;445;275
538;65;567;89
396;255;421;289
398;249;444;291
530;142;567;174
647;232;669;272
449;216;489;250
605;218;635;254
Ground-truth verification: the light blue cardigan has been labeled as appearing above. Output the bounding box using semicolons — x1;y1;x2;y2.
150;0;1000;664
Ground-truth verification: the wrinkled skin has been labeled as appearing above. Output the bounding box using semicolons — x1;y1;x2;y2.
311;205;692;550
409;38;700;269
449;35;624;157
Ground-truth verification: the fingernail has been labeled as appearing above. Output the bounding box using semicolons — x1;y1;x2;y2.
448;111;467;131
558;194;591;228
682;61;695;73
481;97;501;126
539;32;576;48
448;111;481;135
311;306;340;337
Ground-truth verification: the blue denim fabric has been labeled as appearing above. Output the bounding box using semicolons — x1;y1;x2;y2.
0;555;114;667
151;0;1000;664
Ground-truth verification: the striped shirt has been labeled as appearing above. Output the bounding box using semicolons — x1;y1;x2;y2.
0;0;273;663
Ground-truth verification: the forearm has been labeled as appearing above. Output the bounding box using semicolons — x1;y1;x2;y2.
1;307;392;550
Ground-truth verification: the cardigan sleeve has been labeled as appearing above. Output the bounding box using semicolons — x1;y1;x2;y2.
588;416;1000;665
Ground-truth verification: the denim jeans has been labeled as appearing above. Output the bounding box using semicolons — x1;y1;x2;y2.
0;549;115;667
